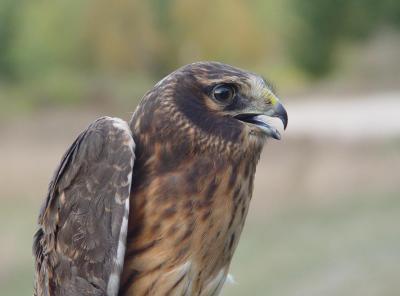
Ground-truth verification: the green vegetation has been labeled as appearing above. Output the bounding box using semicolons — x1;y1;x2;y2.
289;0;400;76
0;0;399;113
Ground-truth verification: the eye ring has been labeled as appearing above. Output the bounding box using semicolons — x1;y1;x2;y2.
212;84;235;103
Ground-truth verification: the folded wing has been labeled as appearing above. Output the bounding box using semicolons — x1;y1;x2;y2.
33;117;135;296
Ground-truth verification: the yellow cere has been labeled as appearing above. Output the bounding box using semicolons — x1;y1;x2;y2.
263;89;278;106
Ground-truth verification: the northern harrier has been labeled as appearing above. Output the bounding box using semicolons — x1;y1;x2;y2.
33;62;288;296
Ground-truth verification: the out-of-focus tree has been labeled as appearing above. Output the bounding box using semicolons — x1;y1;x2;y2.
1;0;400;89
288;0;400;77
288;0;347;77
11;0;85;80
170;0;269;70
0;0;21;79
82;0;270;78
83;0;162;77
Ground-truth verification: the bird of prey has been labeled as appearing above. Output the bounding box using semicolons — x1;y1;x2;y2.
33;62;288;296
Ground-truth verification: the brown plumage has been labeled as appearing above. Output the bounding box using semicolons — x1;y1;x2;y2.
33;62;288;296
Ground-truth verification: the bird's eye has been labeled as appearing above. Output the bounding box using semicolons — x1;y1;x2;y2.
212;84;235;103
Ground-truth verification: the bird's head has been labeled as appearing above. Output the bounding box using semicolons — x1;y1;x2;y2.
170;62;287;139
132;62;288;154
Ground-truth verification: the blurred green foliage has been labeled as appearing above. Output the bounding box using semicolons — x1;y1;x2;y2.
0;0;399;109
289;0;400;76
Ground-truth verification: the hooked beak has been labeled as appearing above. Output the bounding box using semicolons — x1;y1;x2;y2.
234;100;288;140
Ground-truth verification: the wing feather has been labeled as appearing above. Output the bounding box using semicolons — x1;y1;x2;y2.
33;117;135;296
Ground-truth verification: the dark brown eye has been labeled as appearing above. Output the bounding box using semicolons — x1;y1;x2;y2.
212;84;235;103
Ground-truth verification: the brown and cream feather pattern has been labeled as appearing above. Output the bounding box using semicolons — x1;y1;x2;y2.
33;62;288;296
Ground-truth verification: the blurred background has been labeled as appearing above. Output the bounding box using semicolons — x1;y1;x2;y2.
1;0;400;295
